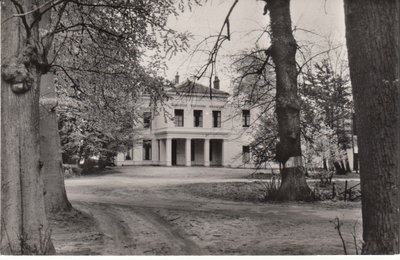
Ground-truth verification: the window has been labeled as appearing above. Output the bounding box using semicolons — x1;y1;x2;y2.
212;111;221;128
143;140;152;160
242;146;250;164
242;110;250;127
143;112;151;128
158;140;160;160
210;141;213;161
174;109;184;127
191;140;195;161
193;110;203;127
125;149;133;160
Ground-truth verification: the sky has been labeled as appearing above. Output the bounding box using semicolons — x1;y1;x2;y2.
165;0;347;92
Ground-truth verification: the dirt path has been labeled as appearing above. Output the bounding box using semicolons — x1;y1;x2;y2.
52;166;362;255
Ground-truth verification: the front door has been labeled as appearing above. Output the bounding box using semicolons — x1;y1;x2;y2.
172;139;177;166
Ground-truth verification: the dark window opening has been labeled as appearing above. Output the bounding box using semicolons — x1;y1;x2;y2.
125;149;133;160
143;140;152;160
157;140;160;160
143;112;151;128
242;146;250;163
242;110;250;127
174;109;184;127
212;111;221;128
191;140;195;161
209;141;213;161
194;110;203;127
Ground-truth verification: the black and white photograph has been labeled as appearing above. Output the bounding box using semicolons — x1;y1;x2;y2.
0;0;399;256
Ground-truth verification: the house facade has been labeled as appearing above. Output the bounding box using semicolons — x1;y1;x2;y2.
116;76;259;168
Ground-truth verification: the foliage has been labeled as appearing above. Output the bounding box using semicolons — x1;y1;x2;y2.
254;174;281;201
231;49;353;169
300;58;353;150
46;0;201;162
299;57;353;171
230;47;278;165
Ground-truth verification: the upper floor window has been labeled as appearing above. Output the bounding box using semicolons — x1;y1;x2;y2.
143;140;152;160
174;109;184;127
212;111;221;128
193;110;203;127
143;112;151;128
242;110;250;127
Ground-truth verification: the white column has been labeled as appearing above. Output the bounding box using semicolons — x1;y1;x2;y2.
166;138;172;166
152;139;158;165
185;138;191;167
221;139;226;167
204;139;210;167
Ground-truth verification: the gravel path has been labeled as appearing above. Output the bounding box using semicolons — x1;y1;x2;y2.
52;166;362;255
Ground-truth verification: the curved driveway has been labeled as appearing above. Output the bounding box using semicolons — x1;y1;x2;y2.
65;166;362;255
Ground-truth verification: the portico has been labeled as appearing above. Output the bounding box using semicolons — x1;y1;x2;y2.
153;137;224;167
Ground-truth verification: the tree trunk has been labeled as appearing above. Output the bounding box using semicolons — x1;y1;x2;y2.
40;73;72;213
344;0;399;254
1;2;55;254
268;0;311;201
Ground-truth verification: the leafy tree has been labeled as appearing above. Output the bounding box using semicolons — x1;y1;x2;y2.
51;0;194;166
1;0;199;253
300;58;353;173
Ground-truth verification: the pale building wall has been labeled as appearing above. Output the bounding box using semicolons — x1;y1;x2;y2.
116;89;269;168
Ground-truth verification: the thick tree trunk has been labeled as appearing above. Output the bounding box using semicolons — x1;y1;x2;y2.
344;0;399;254
40;73;72;213
1;2;55;254
269;0;311;201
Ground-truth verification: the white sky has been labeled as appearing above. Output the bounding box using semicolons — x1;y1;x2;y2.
165;0;346;92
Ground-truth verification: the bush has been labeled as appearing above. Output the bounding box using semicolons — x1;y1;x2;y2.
255;174;281;201
63;164;82;178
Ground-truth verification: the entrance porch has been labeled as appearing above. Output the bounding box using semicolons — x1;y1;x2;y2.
156;138;224;167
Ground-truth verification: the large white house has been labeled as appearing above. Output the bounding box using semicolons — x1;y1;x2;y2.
116;76;260;168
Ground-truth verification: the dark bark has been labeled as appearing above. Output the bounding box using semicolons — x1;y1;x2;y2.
1;1;55;254
344;0;399;254
268;0;311;201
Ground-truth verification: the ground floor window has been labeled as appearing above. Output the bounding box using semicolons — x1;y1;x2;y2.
125;148;133;160
242;146;250;163
143;140;152;160
158;140;160;161
209;141;213;161
191;140;195;161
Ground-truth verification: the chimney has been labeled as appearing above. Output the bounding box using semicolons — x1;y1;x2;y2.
175;72;180;85
213;76;220;90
